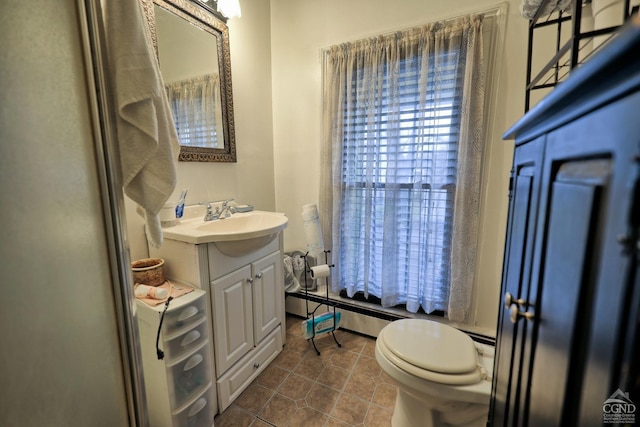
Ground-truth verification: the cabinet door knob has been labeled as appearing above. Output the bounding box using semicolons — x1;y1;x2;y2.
504;292;526;309
509;305;535;324
253;362;260;369
255;273;263;279
247;277;254;283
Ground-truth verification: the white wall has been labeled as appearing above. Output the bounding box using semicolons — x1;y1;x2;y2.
270;0;530;334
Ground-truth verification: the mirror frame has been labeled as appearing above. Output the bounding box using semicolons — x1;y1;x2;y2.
142;0;237;162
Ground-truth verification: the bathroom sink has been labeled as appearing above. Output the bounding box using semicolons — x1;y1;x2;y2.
161;210;288;248
196;213;286;236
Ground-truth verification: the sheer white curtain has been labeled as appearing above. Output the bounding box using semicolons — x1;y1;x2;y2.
320;15;486;322
165;73;223;148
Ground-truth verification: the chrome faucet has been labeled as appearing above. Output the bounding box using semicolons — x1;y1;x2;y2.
204;203;219;221
219;199;235;219
203;199;235;221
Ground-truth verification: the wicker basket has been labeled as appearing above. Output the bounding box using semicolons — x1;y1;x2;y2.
131;258;165;287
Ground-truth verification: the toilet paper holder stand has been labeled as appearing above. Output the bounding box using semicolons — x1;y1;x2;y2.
301;250;342;355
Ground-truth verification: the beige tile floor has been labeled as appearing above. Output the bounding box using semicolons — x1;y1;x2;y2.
214;315;397;427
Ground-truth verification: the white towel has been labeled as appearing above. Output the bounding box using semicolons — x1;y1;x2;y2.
103;0;180;247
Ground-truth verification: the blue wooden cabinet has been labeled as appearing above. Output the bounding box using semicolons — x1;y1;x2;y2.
490;17;640;427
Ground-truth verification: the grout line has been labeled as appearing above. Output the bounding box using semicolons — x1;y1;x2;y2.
253;415;277;426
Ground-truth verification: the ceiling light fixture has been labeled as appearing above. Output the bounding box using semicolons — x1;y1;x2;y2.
217;0;241;19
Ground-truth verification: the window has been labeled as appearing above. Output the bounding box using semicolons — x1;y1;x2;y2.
340;52;463;313
165;73;223;148
322;15;488;319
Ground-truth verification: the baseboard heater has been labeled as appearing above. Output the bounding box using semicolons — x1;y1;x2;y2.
287;291;402;322
286;291;495;346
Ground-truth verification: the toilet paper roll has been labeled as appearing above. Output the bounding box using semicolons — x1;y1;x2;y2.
310;264;331;279
302;204;325;255
134;284;169;300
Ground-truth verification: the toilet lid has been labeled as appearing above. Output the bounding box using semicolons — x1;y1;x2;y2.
378;319;482;385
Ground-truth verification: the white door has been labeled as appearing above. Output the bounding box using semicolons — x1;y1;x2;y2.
252;252;282;344
211;265;254;374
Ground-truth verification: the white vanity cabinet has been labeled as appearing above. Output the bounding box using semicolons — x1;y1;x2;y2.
149;233;286;413
136;289;216;427
209;248;283;410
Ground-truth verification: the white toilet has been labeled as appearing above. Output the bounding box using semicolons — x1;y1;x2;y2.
375;319;494;427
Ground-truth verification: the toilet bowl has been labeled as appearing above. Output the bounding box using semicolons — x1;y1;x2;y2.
375;319;494;427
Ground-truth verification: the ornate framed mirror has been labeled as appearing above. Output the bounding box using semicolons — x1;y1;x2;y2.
142;0;237;162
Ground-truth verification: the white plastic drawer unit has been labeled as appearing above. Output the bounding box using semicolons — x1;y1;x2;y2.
167;340;212;409
163;317;209;361
163;291;207;336
172;383;215;427
135;287;218;425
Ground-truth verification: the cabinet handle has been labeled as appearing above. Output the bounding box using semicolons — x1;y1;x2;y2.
177;306;199;323
247;277;254;283
255;273;263;279
509;305;535;324
184;353;204;371
187;398;207;417
504;292;535;324
253;362;260;369
181;330;201;347
504;292;526;309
